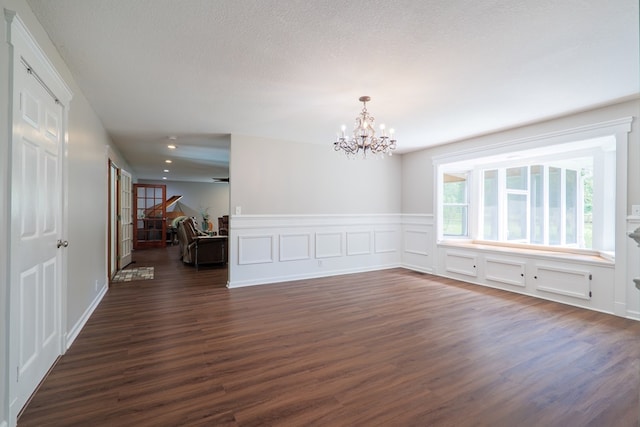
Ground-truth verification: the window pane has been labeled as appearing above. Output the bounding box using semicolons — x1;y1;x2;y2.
530;165;544;244
443;205;468;236
507;166;528;190
507;194;527;240
549;167;562;245
443;174;467;203
483;170;498;240
566;169;577;244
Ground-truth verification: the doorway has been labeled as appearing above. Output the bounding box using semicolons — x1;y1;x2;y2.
108;162;133;279
133;183;167;249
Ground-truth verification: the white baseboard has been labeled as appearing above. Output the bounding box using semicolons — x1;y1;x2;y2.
228;263;401;288
402;263;434;275
626;310;640;320
65;284;108;350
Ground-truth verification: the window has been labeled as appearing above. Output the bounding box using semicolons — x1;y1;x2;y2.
442;173;468;237
480;163;585;247
436;132;621;256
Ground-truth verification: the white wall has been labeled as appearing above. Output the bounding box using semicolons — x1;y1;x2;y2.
230;134;402;215
65;94;132;336
1;2;131;425
139;179;229;231
228;134;403;287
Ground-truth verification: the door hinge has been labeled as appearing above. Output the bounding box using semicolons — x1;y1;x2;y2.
589;274;593;280
17;365;20;381
589;291;592;298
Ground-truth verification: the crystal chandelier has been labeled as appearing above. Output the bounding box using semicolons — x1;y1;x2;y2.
333;96;397;158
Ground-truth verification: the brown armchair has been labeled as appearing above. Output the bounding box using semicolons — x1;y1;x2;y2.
176;217;227;268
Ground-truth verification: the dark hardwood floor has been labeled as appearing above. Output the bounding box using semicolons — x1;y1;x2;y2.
18;245;640;426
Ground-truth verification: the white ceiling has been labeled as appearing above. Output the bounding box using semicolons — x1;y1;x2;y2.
27;0;639;182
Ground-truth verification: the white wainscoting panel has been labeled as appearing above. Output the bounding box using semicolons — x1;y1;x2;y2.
228;214;402;287
445;250;478;277
316;232;343;259
374;230;397;254
485;257;526;287
401;214;434;274
238;234;275;265
534;264;591;300
279;233;311;262
404;230;429;256
347;231;371;256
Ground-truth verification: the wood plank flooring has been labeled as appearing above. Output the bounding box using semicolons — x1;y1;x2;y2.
18;245;640;426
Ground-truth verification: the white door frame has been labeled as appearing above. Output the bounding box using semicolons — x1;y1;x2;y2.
5;11;73;426
109;160;119;278
119;168;133;268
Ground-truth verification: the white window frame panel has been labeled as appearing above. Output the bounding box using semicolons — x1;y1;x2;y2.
440;171;471;238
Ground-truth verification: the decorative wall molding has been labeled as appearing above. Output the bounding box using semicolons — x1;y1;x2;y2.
229;214;403;287
238;234;275;265
445;250;478;277
231;213;403;229
374;230;397;254
316;232;343;258
485;257;526;287
279;233;311;262
404;230;430;256
534;264;591;300
401;214;434;274
346;231;371;256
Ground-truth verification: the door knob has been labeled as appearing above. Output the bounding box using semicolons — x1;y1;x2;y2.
57;240;69;248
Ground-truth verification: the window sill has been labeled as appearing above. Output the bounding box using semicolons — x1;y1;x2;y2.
437;239;615;266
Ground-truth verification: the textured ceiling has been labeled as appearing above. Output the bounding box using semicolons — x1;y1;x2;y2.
27;0;639;182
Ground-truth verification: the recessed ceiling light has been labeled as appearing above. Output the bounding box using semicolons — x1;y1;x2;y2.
168;136;177;141
165;159;172;164
168;144;176;149
163;169;169;173
162;176;167;180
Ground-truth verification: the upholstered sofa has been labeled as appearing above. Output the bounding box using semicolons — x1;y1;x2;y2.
176;217;227;267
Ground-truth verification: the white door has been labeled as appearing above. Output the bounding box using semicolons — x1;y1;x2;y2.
120;169;133;267
7;14;71;420
10;65;64;414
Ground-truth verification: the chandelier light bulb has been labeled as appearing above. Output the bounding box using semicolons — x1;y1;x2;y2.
333;96;398;158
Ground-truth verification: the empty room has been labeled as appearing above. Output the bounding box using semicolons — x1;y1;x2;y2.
1;1;639;426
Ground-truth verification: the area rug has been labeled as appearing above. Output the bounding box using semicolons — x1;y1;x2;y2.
112;267;154;283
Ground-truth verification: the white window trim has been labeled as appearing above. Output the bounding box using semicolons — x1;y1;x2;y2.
434;117;632;261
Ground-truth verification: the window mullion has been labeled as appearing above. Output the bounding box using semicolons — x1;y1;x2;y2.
498;168;506;241
543;165;549;246
560;168;566;245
